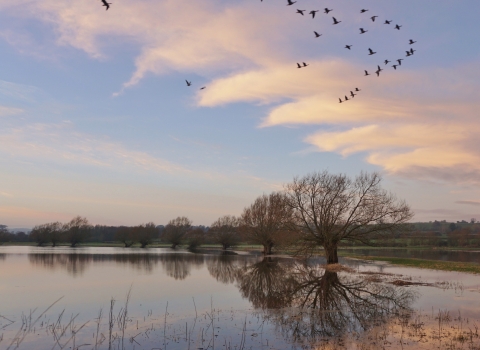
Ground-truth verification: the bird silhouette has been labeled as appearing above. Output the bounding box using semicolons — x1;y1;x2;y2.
371;16;378;22
310;10;319;18
314;31;322;38
345;45;352;50
405;51;412;57
200;87;206;90
332;17;341;25
392;65;398;70
409;39;417;45
384;20;392;24
350;91;356;98
376;65;383;76
186;80;192;86
296;9;306;15
339;98;343;103
286;0;296;5
410;48;416;54
360;9;368;13
395;24;402;30
344;95;349;101
364;70;370;76
384;59;391;65
101;0;111;10
355;88;361;92
397;59;404;65
302;62;309;67
359;28;368;34
297;63;302;68
324;8;333;14
368;48;376;55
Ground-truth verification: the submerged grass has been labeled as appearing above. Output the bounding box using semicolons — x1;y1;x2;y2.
347;256;480;274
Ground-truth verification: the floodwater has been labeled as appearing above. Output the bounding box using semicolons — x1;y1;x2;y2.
1;246;480;350
341;247;480;264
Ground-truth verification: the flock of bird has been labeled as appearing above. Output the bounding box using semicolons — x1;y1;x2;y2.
99;0;417;100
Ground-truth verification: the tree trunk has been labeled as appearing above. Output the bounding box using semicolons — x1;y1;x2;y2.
263;242;274;255
324;244;339;264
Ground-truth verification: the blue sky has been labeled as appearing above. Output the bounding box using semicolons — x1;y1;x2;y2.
1;0;480;227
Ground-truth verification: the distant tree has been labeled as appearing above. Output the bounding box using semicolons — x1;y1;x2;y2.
285;171;413;264
133;222;158;248
209;215;241;250
449;223;457;232
30;224;52;246
115;226;135;247
0;225;10;244
163;217;192;249
185;227;205;250
240;192;293;255
63;216;92;247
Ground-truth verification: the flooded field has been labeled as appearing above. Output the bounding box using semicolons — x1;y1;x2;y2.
1;246;480;350
341;247;480;264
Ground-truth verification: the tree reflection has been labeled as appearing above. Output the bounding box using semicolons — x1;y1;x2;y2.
206;254;248;284
235;258;417;343
159;254;205;280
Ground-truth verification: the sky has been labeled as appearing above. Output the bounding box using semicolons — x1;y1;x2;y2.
1;0;480;228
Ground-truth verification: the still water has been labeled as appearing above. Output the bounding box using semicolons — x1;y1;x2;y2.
1;246;480;350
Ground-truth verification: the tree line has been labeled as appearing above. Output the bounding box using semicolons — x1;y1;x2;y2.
1;171;417;264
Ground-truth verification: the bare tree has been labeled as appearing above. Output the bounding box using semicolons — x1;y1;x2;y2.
240;192;293;255
285;171;413;263
133;222;158;248
115;226;135;247
63;216;93;247
185;227;205;250
49;222;63;247
209;215;240;250
30;224;52;246
162;217;192;249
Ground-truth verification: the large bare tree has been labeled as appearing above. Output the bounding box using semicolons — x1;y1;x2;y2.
209;215;240;250
285;171;413;263
133;222;158;248
240;192;293;255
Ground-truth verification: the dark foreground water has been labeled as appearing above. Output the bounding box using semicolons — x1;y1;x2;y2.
1;246;480;350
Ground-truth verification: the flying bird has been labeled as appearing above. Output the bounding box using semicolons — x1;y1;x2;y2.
397;59;404;65
297;63;302;68
101;0;111;10
324;8;333;14
344;96;349;101
350;91;356;98
355;88;361;92
332;17;341;25
302;62;309;67
409;39;417;45
368;48;376;55
359;28;368;34
392;65;398;70
339;98;343;103
406;51;412;57
376;65;383;75
384;59;391;65
345;45;352;50
371;16;378;22
296;9;306;15
384;20;392;24
314;31;322;38
364;70;370;76
286;0;296;5
395;24;402;30
185;80;192;86
410;48;416;54
310;10;319;18
360;9;368;13
200;87;206;90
